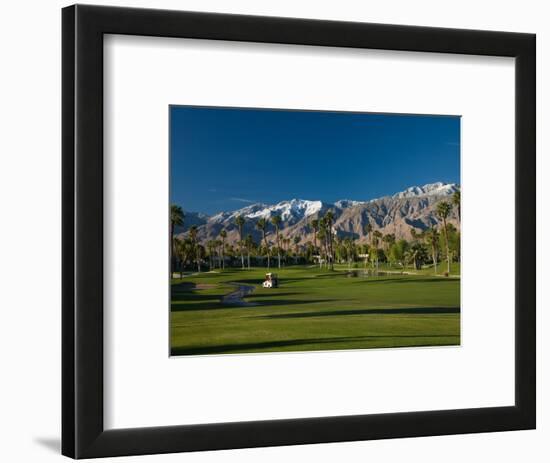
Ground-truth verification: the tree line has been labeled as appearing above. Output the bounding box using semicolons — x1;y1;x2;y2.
170;191;460;277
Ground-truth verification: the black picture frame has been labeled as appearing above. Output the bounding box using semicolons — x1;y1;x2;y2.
62;4;536;459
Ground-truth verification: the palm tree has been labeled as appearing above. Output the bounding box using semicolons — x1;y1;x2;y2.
344;237;355;270
206;240;217;269
271;215;282;268
382;233;395;252
372;230;382;272
452;190;461;222
305;242;314;263
219;229;227;270
314;228;325;268
244;234;254;269
389;239;408;269
424;226;440;274
213;239;222;268
180;238;195;277
436;201;452;274
310;219;319;253
365;223;373;246
188;225;201;272
281;237;290;265
362;243;369;270
173;237;186;278
196;245;205;272
406;242;429;270
324;211;335;270
364;223;373;270
320;217;330;268
170;204;184;275
256;218;270;269
293;236;301;264
234;215;246;269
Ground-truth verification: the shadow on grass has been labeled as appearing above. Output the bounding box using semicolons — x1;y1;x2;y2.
171;297;338;312
171;333;459;356
171;281;196;290
255;307;460;319
313;272;350;279
171;284;227;311
387;277;458;284
242;292;299;299
171;302;228;312
171;292;221;303
171;280;233;304
357;277;458;284
254;298;336;307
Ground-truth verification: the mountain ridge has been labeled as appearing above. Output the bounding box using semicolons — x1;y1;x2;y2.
175;182;460;244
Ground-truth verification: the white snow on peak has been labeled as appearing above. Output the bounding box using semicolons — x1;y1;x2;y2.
210;203;267;223
392;182;459;199
210;211;230;222
245;199;323;221
334;199;365;208
333;183;458;206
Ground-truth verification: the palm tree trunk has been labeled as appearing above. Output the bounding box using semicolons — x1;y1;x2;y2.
263;232;270;269
195;244;200;273
442;219;450;274
240;231;245;269
277;232;281;269
327;237;331;269
332;235;336;270
313;232;317;254
323;235;327;269
327;233;332;270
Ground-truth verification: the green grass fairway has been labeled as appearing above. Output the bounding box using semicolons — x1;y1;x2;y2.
170;265;460;356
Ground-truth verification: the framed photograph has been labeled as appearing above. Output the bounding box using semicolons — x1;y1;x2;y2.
62;4;536;459
168;106;462;357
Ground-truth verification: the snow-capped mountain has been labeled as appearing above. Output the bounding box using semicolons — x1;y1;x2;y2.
334;199;365;208
245;199;323;222
391;182;459;199
176;182;459;244
209;199;324;224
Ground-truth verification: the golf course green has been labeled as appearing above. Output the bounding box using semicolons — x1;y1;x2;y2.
170;265;460;356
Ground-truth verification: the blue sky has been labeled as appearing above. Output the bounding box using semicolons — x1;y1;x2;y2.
170;106;460;215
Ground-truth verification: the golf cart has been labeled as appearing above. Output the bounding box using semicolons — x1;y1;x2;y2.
262;273;279;288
